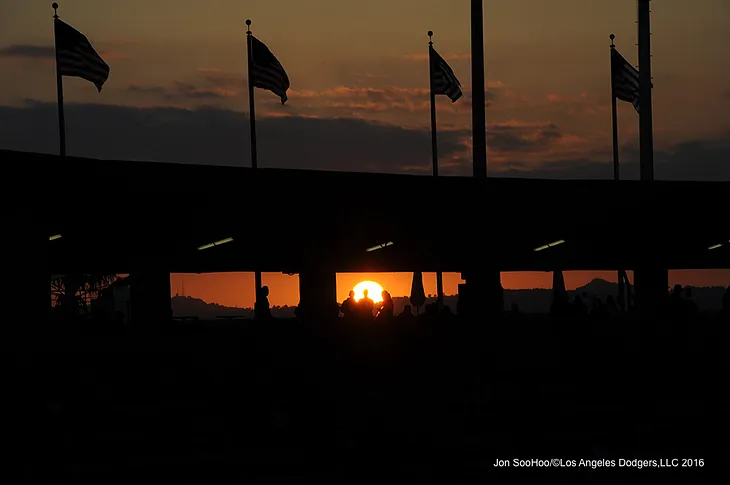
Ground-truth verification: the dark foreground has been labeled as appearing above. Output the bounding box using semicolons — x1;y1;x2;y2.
15;313;727;483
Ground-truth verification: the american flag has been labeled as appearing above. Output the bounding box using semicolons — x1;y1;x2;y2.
54;19;109;92
611;48;640;112
430;46;462;102
249;35;290;104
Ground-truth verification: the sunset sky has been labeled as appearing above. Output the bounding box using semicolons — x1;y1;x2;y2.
2;1;728;307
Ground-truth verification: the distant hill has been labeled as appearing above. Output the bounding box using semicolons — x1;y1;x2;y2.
171;279;727;318
171;295;296;319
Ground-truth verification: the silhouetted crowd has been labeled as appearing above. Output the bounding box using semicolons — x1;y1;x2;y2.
30;283;729;482
339;289;395;321
550;284;728;323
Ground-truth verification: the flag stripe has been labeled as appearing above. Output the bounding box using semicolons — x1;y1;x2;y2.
250;35;289;104
54;19;109;91
430;47;462;102
611;48;640;112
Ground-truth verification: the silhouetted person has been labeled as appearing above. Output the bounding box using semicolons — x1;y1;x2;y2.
440;305;453;318
341;290;356;319
668;284;690;338
605;295;618;317
669;284;687;319
254;285;272;321
399;305;414;321
377;290;394;320
720;286;730;321
550;293;570;317
573;295;588;317
684;287;699;318
425;302;438;315
590;297;607;319
358;289;374;318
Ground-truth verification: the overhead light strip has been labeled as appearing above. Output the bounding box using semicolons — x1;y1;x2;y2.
366;241;394;252
197;237;234;251
534;239;565;252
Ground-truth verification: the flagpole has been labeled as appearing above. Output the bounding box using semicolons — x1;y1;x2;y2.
246;19;263;301
609;34;620;182
246;19;258;171
470;0;487;178
428;32;439;178
610;33;626;313
428;31;445;309
52;3;66;157
637;0;654;181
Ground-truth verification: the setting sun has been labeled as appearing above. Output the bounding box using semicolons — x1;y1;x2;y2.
353;281;384;303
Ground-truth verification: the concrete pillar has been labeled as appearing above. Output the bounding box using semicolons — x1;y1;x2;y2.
129;271;172;327
458;270;503;319
552;270;567;299
634;267;668;319
298;271;337;319
9;207;49;327
20;222;50;324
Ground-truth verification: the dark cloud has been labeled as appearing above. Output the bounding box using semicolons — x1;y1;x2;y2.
494;135;730;181
487;122;562;152
0;43;129;61
0;102;467;174
127;81;238;100
0;102;727;181
127;84;166;94
129;68;247;100
170;81;237;99
0;44;55;59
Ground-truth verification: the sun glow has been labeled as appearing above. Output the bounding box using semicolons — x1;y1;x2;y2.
353;280;384;303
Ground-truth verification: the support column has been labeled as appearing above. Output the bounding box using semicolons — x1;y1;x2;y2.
10;211;49;327
23;223;50;324
458;270;503;320
129;271;172;328
552;270;567;302
298;271;337;319
634;267;668;319
550;270;571;316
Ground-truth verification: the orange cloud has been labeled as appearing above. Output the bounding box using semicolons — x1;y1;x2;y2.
172;81;237;98
261;111;320;119
127;81;238;99
400;52;471;62
547;92;589;103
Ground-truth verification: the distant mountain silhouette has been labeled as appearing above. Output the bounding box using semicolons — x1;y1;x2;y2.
171;279;726;318
171;295;296;319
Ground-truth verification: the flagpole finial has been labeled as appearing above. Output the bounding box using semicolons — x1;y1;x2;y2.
609;33;615;48
428;30;433;45
246;19;251;34
52;2;58;18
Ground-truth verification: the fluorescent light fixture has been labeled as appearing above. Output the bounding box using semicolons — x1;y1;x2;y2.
708;243;723;250
366;241;394;252
197;237;234;251
49;234;62;241
534;239;565;252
